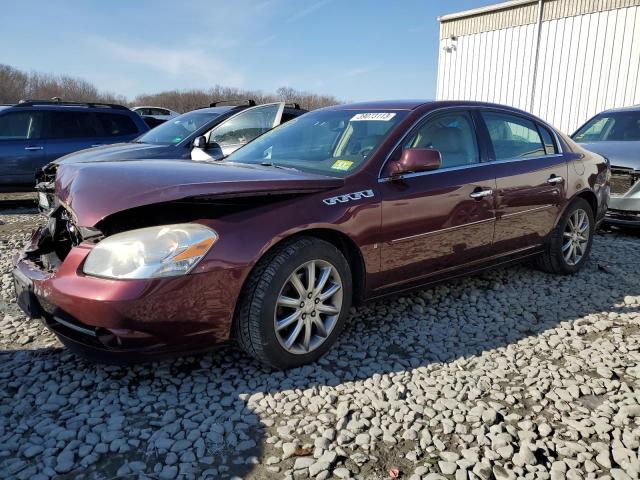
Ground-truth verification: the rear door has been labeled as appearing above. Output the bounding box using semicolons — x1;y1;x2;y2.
479;110;568;252
192;103;285;161
42;110;105;164
379;109;497;287
0;110;45;186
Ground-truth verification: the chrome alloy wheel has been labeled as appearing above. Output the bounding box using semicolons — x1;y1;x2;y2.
562;208;590;266
274;260;343;355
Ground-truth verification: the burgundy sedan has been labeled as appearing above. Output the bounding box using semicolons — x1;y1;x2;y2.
13;101;610;368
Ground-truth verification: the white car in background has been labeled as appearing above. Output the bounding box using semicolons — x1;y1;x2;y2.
131;106;180;121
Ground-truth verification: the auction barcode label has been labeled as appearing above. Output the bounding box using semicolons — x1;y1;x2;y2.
351;112;396;121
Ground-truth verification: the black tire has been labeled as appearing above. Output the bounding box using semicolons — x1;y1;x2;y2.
234;237;352;369
536;198;595;274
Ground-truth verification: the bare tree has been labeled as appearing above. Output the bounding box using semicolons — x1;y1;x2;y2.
0;64;127;105
0;63;341;112
134;85;341;113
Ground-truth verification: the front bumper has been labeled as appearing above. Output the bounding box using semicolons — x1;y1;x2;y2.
604;194;640;227
12;228;239;361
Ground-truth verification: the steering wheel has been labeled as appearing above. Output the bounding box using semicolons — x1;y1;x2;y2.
358;146;374;157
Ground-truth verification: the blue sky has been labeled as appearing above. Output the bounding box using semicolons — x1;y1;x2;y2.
1;0;497;101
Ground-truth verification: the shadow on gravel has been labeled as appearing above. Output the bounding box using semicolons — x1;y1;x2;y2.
1;231;639;479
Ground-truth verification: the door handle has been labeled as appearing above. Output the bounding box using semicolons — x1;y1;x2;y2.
547;175;564;185
24;146;43;151
470;188;493;199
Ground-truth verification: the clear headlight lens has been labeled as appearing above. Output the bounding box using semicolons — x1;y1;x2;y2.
83;224;217;279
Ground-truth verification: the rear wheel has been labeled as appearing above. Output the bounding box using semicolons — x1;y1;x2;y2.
536;198;594;274
235;237;352;369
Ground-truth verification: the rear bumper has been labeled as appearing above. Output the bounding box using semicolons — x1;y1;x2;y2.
12;228;240;361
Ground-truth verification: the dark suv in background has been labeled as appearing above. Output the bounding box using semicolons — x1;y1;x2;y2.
0;100;149;191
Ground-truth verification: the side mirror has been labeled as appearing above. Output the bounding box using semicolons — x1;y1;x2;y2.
192;136;207;149
386;148;442;178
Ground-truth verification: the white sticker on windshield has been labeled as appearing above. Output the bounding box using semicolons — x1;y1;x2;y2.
350;112;396;122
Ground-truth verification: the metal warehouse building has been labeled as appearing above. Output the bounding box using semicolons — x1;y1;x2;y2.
436;0;640;134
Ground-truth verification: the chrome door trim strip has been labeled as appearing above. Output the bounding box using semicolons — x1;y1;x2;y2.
379;154;565;183
499;204;555;219
389;217;496;244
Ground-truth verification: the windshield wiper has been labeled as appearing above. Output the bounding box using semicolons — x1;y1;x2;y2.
259;162;300;172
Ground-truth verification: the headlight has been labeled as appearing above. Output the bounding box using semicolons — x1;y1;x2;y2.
83;224;217;279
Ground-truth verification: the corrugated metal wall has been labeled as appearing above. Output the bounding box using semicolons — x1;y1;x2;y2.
437;0;640;133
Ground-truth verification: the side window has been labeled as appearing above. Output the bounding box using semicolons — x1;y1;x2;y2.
573;117;609;142
482;112;545;160
48;111;103;139
208;104;282;147
403;111;479;168
538;125;557;154
96;113;139;136
0;111;43;140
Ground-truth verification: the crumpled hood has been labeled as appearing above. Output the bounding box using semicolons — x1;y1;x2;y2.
579;141;640;170
55;142;178;165
56;160;344;227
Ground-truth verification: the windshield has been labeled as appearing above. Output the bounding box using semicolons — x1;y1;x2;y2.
573;111;640;142
137;111;220;145
225;109;407;176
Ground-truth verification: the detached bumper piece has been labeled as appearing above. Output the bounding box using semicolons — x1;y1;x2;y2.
605;208;640;227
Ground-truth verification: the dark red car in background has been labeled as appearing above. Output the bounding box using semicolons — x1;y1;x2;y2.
13;101;610;368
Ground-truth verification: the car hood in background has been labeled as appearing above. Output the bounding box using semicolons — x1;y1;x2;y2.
54;142;178;165
578;141;640;169
55;160;344;227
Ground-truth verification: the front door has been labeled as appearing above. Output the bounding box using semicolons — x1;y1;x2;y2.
379;110;496;287
479;111;568;252
0;111;45;186
191;103;285;161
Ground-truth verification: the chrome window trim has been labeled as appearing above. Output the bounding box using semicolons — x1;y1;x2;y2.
378;105;565;181
379;153;565;183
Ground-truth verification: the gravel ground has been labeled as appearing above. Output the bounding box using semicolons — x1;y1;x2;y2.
1;199;639;480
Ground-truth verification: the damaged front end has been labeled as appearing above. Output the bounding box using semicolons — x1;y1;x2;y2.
35;163;58;213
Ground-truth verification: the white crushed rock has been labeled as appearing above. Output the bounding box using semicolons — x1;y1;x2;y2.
1;208;639;479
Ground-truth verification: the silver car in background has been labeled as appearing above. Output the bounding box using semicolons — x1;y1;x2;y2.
573;105;640;227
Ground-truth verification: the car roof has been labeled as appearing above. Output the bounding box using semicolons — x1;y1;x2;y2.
133;106;170;109
321;99;540;116
2;101;133;113
600;104;640;114
324;100;432;111
187;106;237;114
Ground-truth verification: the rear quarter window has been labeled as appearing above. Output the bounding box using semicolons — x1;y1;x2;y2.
538;125;558;154
96;113;140;136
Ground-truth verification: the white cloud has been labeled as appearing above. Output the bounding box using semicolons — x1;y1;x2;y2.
345;66;377;78
286;0;331;23
92;37;243;88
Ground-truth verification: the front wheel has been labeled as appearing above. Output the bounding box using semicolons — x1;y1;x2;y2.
536;198;594;274
234;237;352;369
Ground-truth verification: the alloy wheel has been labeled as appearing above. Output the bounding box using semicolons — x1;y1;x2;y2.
562;208;590;266
274;259;343;355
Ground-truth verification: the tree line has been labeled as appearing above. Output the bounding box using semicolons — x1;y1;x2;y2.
0;64;340;112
